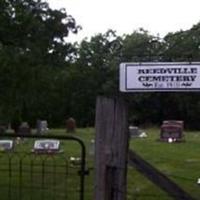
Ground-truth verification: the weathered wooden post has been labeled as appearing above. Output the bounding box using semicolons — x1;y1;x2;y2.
95;96;129;200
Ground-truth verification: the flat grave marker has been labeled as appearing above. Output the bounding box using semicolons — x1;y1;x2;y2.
32;139;61;154
0;140;13;151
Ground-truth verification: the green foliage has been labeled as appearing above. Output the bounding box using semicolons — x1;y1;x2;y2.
1;128;200;199
163;23;200;61
0;0;79;126
1;0;200;128
121;28;162;62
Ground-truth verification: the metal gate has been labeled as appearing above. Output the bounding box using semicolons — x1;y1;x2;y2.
0;133;87;200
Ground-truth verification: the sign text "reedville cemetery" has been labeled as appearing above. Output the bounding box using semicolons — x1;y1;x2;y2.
120;63;200;92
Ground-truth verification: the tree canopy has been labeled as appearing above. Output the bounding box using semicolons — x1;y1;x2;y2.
1;0;200;129
0;0;79;126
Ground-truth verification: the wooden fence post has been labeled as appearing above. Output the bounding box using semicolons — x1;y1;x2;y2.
95;96;129;200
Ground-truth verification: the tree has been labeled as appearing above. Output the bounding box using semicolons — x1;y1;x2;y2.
0;0;79;125
121;29;162;62
66;30;123;126
163;23;200;61
160;23;200;129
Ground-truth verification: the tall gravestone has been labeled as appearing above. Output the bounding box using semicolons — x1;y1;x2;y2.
66;117;76;133
36;120;48;135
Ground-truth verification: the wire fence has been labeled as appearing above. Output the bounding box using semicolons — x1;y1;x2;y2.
0;133;199;200
0;133;88;200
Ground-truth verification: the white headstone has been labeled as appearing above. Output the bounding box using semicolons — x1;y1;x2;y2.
33;139;60;153
0;140;13;151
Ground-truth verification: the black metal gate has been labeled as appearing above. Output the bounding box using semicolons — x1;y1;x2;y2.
0;133;86;200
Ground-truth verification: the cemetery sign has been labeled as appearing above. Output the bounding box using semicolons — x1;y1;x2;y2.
120;62;200;92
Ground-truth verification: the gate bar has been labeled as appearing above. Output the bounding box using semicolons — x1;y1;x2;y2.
0;133;86;200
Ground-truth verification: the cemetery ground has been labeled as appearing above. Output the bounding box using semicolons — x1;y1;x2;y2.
0;128;200;199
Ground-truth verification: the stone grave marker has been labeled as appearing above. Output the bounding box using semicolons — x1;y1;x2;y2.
66;117;76;133
129;126;140;137
160;120;184;142
129;126;147;138
32;139;60;154
18;122;31;135
0;140;13;151
36;120;49;135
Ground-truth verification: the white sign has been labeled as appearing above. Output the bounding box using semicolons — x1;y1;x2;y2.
120;62;200;92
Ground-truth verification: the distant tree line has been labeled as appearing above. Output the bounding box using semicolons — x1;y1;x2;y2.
1;0;200;129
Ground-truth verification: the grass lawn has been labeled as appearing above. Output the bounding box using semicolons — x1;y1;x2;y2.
0;128;95;200
128;127;200;200
0;127;200;200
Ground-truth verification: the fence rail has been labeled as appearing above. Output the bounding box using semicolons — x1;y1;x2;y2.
128;149;196;200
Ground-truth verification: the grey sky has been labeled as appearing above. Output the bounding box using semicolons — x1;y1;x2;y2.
47;0;200;42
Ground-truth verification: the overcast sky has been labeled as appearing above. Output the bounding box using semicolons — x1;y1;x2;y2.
47;0;200;42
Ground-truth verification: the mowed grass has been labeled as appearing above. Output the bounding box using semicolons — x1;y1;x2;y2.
128;127;200;200
1;127;200;199
0;128;95;200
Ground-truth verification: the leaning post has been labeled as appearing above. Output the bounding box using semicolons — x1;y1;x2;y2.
95;96;129;200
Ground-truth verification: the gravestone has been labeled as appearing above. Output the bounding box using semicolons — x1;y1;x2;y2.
66;117;76;133
162;120;184;131
129;126;147;138
129;126;140;137
160;120;184;142
33;139;60;154
36;120;48;135
0;140;13;151
18;122;31;135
